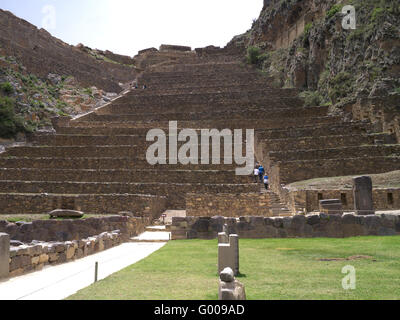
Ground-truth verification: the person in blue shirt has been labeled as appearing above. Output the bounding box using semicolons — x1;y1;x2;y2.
258;165;265;182
263;175;269;190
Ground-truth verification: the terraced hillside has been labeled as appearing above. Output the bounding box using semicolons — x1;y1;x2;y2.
0;49;399;218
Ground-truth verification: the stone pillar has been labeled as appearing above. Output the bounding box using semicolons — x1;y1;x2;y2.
0;233;10;279
230;234;239;276
218;234;239;276
218;267;246;301
353;176;375;215
218;232;228;244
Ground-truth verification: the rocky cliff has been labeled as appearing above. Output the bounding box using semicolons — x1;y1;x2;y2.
228;0;400;109
0;9;141;139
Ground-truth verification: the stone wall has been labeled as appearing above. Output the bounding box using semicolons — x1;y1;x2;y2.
0;193;167;216
286;189;400;213
170;214;400;240
352;96;400;143
186;193;272;217
0;216;150;242
8;230;124;278
159;45;192;52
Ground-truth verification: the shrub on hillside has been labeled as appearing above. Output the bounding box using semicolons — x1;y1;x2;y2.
300;91;324;107
247;46;268;67
326;4;343;19
0;96;25;138
0;82;14;95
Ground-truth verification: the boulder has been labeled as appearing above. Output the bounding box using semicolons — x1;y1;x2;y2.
49;210;84;219
220;267;235;283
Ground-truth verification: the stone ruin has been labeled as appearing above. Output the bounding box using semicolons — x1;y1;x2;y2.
0;43;399;219
218;267;246;301
353;176;375;216
0;233;10;279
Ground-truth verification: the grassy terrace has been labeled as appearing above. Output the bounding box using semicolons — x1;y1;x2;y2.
68;236;400;300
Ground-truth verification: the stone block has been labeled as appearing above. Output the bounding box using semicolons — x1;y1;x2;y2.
353;176;375;215
39;253;49;264
31;256;40;265
218;268;246;301
192;218;211;232
0;233;10;278
306;214;320;226
319;199;343;215
10;255;30;271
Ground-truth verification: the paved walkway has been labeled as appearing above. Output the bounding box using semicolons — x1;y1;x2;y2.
0;238;167;300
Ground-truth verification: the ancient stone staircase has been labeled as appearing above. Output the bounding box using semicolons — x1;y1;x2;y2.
0;50;399;217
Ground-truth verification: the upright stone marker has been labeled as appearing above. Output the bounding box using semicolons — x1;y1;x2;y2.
218;232;228;244
0;233;10;279
353;176;375;215
218;234;239;276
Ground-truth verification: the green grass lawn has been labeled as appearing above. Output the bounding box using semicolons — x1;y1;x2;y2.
68;236;400;300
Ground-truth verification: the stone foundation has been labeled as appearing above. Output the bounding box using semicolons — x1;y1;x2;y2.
171;214;400;240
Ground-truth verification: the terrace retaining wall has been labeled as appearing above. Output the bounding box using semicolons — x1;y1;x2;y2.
170;214;400;240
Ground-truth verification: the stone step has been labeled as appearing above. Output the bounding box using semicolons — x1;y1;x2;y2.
268;145;400;162
89;106;328;121
138;72;266;83
263;134;382;152
110;93;303;107
126;85;298;96
129;81;282;92
145;226;167;232
275;156;400;185
255;122;373;140
130;231;171;243
70;116;342;130
0;157;240;170
0;168;250;184
33;134;141;146
0;192;166;215
98;98;305;115
0;181;260;208
2;146;139;158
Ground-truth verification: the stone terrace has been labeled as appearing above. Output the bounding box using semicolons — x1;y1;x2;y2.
1;49;399;217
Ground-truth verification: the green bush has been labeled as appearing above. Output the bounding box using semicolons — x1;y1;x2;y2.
0;82;14;95
246;46;267;66
328;72;353;102
326;4;343;19
371;7;385;23
304;22;313;36
0;96;25;138
300;91;323;107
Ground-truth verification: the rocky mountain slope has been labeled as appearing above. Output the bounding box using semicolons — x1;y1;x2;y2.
0;9;137;92
228;0;400;108
0;9;139;140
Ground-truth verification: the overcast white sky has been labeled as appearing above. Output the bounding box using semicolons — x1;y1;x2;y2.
1;0;263;57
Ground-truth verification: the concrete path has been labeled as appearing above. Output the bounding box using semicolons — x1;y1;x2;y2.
0;240;166;300
131;230;171;242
